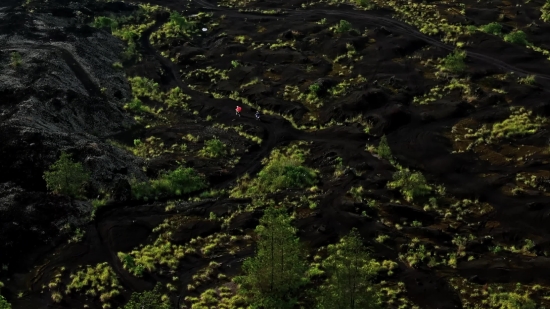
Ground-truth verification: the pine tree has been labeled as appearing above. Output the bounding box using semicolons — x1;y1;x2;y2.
236;207;308;308
43;152;90;198
317;228;381;309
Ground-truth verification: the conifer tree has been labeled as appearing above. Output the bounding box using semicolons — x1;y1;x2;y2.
236;207;308;309
317;228;381;309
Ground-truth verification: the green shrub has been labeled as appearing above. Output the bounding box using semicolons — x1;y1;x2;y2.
258;153;315;194
43;152;90;198
169;12;194;32
542;0;550;22
441;50;467;74
199;138;226;158
356;0;373;8
92;16;118;32
504;30;528;46
123;283;170;309
0;295;11;309
387;168;432;202
131;166;207;200
309;83;321;94
489;292;536;309
480;22;502;36
335;20;352;33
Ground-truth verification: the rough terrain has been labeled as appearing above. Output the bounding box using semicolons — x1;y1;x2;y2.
2;0;550;308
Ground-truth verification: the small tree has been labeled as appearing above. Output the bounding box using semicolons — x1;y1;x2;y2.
377;135;392;161
0;295;11;309
387;168;432;202
123;284;170;309
236;207;308;308
317;229;381;309
43;152;90;198
200;137;226;158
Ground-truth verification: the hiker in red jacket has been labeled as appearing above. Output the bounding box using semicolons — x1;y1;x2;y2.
235;106;242;117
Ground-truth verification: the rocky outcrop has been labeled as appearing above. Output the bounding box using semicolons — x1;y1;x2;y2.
0;0;145;268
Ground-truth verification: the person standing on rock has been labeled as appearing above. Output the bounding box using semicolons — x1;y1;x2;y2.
255;110;261;121
236;106;242;117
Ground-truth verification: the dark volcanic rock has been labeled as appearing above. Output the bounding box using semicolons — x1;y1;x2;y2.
0;0;145;270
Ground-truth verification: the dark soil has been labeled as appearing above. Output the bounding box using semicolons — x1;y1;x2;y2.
3;0;550;308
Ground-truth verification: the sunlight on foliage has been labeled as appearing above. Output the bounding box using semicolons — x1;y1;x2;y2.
122;283;171;309
387;168;432;202
230;144;317;197
66;263;122;306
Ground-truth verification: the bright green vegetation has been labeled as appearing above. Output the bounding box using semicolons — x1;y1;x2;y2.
43;152;90;198
150;12;196;44
440;50;467;74
463;107;546;146
489;292;536;309
235;207;308;308
122;284;171;309
0;296;10;309
387;168;432;202
504;30;529;46
332;20;353;33
542;0;550;22
199;138;227;158
125;76;191;113
316;228;382;309
118;219;186;276
231;143;317;197
184;287;248;308
479;22;502;36
66;263;122;308
130;166;208;200
93;4;163;61
491;107;545;139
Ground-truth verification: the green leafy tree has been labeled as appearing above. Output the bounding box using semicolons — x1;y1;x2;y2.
43;152;90;198
123;284;171;309
0;295;10;309
317;229;381;309
387;168;432;202
236;207;308;308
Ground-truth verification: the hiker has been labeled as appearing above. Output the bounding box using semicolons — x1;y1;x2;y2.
255;110;261;121
235;106;242;117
